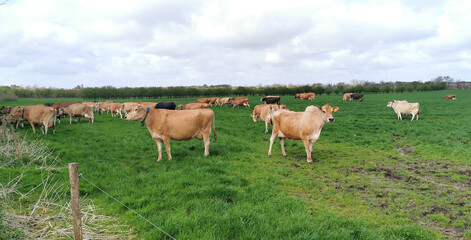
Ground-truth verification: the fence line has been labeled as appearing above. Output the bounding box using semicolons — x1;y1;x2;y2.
54;159;176;240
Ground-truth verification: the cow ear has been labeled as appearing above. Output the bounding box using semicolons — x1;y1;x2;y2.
318;106;323;111
333;106;339;112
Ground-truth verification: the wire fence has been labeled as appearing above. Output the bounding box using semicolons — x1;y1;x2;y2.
54;159;176;240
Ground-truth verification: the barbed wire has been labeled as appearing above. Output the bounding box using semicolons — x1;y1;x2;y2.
53;159;176;240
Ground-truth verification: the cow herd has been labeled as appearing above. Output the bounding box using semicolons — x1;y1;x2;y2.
0;92;457;163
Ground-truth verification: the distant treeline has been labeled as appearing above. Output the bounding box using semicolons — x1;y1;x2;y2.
5;80;449;100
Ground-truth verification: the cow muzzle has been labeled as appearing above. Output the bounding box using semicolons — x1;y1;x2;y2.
328;117;335;122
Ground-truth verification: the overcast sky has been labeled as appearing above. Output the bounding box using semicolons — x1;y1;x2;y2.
1;0;470;89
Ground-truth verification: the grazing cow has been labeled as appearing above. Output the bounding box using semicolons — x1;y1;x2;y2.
253;104;288;133
343;93;353;101
387;100;419;121
65;103;95;124
177;103;211;110
110;103;125;118
230;99;250;108
125;105;217;161
10;105;56;135
193;98;211;104
295;93;315;101
443;94;456;100
268;103;339;163
351;93;363;101
4;106;25;128
155;102;176;110
261;96;281;105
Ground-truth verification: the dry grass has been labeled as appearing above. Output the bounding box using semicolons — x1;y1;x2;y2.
0;126;136;239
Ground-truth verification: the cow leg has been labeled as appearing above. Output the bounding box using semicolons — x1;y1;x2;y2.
163;137;172;160
119;112;122;119
411;113;415;121
265;121;269;133
155;139;163;162
268;132;277;156
309;141;313;153
69;115;72;124
302;138;312;163
280;137;287;157
203;134;210;156
30;122;36;133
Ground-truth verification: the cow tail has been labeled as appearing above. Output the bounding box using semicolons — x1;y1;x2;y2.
269;105;275;125
212;113;217;142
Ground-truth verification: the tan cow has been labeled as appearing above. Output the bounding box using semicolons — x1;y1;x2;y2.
177;103;211;110
124;104;217;161
110;103;125;118
135;102;157;110
387;100;419;121
218;97;232;107
123;102;136;113
193;98;211;104
295;92;316;101
268;103;339;163
65;103;95;124
230;99;250;108
10;105;56;135
443;94;456;100
5;106;25;128
208;98;220;105
97;101;114;114
343;93;353;101
260;104;288;133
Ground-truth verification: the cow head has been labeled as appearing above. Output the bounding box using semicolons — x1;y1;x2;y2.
317;104;339;122
124;104;147;121
387;101;394;108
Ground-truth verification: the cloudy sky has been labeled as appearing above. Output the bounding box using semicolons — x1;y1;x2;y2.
0;0;470;89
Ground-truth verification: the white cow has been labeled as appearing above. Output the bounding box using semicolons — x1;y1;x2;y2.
387;100;419;121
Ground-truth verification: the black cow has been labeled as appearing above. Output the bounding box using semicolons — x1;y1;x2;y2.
44;103;54;106
261;96;281;105
351;94;363;101
154;102;176;110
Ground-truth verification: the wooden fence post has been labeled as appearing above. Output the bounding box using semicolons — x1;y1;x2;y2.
68;163;83;240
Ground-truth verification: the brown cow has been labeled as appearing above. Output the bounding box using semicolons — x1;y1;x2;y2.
124;104;217;161
230;99;250;108
254;104;288;133
177;103;211;110
110;103;125;118
208;98;220;105
1;106;11;114
193;98;211;104
295;92;315;101
268;103;339;163
443;94;456;100
96;101;114;114
5;106;25;128
343;93;353;101
51;102;79;123
65;103;95;124
218;97;232;107
123;102;136;113
10;105;56;135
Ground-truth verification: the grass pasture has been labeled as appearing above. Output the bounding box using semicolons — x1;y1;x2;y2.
1;90;471;239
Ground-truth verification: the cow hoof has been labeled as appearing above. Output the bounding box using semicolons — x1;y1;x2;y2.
307;160;313;164
157;158;161;162
268;152;272;156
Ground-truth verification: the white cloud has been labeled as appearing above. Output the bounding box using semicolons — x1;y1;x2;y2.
0;0;469;88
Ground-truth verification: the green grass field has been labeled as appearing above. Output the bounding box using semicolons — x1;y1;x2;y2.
1;90;471;239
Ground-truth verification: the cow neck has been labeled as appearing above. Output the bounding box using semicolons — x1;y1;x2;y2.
141;108;150;126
